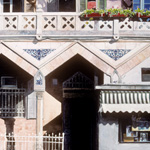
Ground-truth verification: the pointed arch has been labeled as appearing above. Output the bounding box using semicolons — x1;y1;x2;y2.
0;43;38;76
40;42;114;77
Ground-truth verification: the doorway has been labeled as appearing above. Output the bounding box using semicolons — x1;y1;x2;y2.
63;72;98;150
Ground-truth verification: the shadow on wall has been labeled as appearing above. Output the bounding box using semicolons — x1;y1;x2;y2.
45;55;103;134
3;118;15;150
43;115;62;134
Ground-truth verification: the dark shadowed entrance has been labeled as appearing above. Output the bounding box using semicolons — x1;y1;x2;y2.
63;72;98;150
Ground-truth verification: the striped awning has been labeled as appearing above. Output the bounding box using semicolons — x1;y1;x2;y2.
100;104;150;113
100;90;150;113
101;90;150;104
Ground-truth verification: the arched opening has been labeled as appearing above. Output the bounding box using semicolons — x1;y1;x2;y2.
0;54;34;149
45;54;103;150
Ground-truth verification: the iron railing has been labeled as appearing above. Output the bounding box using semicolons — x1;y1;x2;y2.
0;88;25;118
0;133;64;150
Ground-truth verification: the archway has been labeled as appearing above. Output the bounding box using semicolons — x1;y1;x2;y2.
45;55;103;150
63;72;98;150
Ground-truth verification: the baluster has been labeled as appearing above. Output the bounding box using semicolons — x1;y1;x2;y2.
1;90;3;117
5;90;7;117
11;90;14;117
58;133;61;150
55;134;57;150
52;133;54;150
48;133;50;150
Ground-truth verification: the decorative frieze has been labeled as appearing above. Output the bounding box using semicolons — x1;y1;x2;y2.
100;49;131;61
23;49;56;60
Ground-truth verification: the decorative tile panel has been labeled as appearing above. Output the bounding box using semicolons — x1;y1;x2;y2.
23;49;56;61
100;49;131;61
3;16;18;30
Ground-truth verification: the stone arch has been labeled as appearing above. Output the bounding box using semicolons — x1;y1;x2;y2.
40;42;114;77
0;43;37;76
116;43;150;76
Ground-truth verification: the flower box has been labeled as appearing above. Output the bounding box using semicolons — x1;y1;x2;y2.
136;13;150;18
109;13;128;18
84;13;105;18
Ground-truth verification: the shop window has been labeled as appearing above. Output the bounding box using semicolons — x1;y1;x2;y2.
119;114;150;143
142;68;150;82
133;0;150;11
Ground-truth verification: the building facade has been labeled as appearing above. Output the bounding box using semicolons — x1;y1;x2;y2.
0;0;150;150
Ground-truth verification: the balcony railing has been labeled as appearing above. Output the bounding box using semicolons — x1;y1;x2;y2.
0;88;25;118
0;12;150;40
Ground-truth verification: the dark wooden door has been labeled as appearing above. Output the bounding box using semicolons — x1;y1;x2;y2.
63;95;97;150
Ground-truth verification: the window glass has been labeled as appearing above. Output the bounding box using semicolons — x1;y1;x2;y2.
144;4;150;10
48;0;76;12
59;0;76;12
120;114;150;143
3;0;10;12
80;0;86;11
133;0;140;10
2;0;22;12
142;68;150;81
13;0;22;12
133;0;150;10
145;0;150;3
134;0;140;2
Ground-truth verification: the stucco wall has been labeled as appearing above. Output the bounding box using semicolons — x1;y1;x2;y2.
122;57;150;84
99;116;150;150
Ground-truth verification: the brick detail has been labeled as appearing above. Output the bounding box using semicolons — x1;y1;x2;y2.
0;118;36;135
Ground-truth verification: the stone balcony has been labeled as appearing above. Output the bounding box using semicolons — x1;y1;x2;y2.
1;12;150;40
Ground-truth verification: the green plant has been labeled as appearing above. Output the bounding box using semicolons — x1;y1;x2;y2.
107;8;134;17
80;9;105;17
135;8;150;16
122;9;134;17
80;7;150;20
135;8;144;15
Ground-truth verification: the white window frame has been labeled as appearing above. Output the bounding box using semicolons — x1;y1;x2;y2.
78;0;106;12
0;0;13;12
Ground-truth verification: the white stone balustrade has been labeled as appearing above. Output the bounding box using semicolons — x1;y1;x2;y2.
0;12;150;40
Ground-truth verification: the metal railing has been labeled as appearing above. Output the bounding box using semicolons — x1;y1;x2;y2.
0;12;150;40
0;133;64;150
0;88;25;118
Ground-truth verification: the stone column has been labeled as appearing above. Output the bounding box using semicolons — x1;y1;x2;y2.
36;92;43;150
36;92;43;136
34;71;45;150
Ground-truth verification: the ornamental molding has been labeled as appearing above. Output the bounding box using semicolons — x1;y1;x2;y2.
23;49;56;60
100;49;131;61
